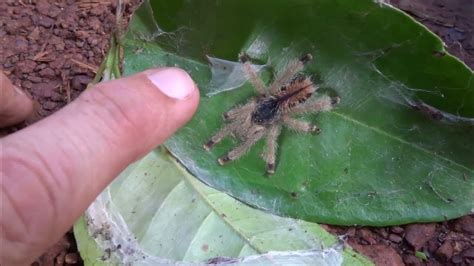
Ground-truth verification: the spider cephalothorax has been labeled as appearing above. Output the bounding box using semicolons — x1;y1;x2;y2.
204;53;340;174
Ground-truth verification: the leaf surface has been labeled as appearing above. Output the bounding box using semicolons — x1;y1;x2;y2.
122;0;474;225
75;149;370;265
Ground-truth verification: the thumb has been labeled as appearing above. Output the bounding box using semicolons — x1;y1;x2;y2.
0;68;199;265
0;71;35;127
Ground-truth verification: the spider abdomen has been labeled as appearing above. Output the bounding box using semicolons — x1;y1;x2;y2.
277;76;316;112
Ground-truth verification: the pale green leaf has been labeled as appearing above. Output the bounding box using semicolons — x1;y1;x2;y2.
75;149;370;265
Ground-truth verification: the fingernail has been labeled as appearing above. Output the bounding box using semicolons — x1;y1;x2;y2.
148;68;196;100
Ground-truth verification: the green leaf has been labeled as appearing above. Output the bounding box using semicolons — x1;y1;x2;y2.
415;251;428;261
123;0;474;225
75;149;370;265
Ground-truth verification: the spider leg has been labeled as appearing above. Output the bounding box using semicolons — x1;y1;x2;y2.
291;95;340;115
239;53;267;96
263;125;281;175
218;127;266;165
282;115;321;134
223;100;256;121
269;54;312;95
203;124;234;151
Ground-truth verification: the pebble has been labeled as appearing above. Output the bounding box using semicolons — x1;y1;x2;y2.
65;253;79;264
71;75;92;90
38;15;55;28
14;36;28;53
28;75;43;83
376;228;389;239
359;228;377;245
39;68;56;78
453;215;474;234
389;234;403;244
21;80;33;89
390;226;404;235
42;101;58;111
405;224;437;250
28;27;40;40
436;240;454;262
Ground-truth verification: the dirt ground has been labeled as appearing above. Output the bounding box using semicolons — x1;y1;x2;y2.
0;0;472;265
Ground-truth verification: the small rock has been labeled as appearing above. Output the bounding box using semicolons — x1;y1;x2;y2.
28;75;43;83
21;80;33;89
376;228;389;239
55;42;65;51
36;0;51;16
55;251;65;265
451;254;462;264
5;20;20;34
90;4;107;16
460;247;474;259
49;35;63;45
9;55;19;64
36;63;47;71
71;75;92;90
358;228;378;245
88;37;99;46
3;62;13;68
389;234;403;244
38;16;55;28
15;60;37;74
39;68;56;78
14;36;29;53
33;81;60;98
64;253;79;264
42;101;57;111
49;91;64;102
76;41;84;48
426;239;439;254
53;28;61;36
28;27;41;41
50;57;65;69
87;16;101;31
18;16;32;29
451;254;463;264
390;226;404;235
74;30;89;38
405;223;437;250
453;215;474;234
436;240;454;262
47;5;62;18
403;254;423;266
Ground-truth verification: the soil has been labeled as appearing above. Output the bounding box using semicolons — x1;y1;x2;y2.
0;0;472;265
390;0;474;69
324;215;474;266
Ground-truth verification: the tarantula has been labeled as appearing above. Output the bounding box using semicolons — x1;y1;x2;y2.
203;53;340;174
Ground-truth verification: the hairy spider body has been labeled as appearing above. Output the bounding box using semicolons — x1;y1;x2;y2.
204;53;339;174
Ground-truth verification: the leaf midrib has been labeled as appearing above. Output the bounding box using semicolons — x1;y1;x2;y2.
331;111;473;172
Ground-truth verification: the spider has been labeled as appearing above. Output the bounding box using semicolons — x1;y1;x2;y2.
203;53;340;174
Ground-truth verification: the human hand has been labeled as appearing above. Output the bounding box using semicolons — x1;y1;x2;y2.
0;68;200;265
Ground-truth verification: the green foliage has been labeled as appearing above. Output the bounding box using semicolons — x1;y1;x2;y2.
415;251;428;261
75;149;371;265
123;0;473;226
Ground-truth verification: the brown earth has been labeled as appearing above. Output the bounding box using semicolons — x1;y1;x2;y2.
0;0;472;265
325;215;474;266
